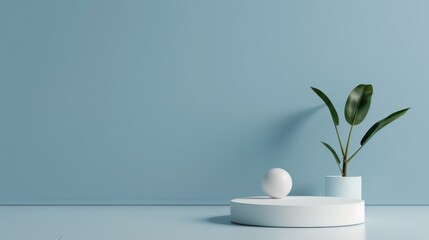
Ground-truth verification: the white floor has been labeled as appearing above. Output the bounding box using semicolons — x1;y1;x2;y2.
0;206;427;240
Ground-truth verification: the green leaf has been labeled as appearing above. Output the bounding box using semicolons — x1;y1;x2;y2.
344;84;373;125
360;108;410;146
311;87;339;126
322;142;341;165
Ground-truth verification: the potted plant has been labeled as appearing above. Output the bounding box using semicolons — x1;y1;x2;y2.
311;84;409;199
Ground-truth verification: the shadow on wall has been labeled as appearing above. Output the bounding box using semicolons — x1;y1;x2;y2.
237;104;324;166
222;105;324;196
265;105;324;195
267;104;324;155
229;104;324;167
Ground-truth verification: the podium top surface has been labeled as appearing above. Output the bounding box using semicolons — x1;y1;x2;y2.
231;196;363;206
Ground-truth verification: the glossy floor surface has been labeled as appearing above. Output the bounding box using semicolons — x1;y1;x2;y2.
0;206;427;240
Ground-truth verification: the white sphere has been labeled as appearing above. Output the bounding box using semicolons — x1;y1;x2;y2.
262;168;292;199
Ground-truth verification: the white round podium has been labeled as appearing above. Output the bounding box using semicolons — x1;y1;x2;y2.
230;196;365;227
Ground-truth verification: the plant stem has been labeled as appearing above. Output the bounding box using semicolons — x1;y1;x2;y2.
342;159;347;177
343;124;354;177
345;125;354;158
334;125;345;156
346;145;364;164
334;124;345;176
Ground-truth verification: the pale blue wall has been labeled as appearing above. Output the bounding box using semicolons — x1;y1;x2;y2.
0;0;427;204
